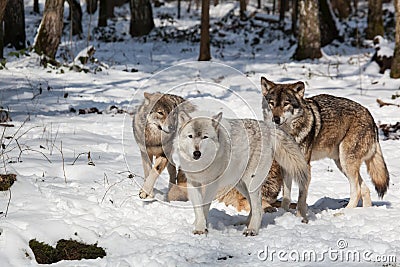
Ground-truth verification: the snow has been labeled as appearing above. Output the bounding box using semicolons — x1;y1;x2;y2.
0;0;400;266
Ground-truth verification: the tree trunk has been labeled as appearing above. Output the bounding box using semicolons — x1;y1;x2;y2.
33;0;39;13
4;0;26;50
86;0;98;14
129;0;155;37
178;0;181;19
291;0;298;35
257;0;261;9
366;0;383;39
330;0;351;19
240;0;247;20
107;0;115;18
390;0;400;78
98;0;107;27
294;0;322;60
319;0;339;46
33;0;64;59
0;0;7;59
198;0;211;61
67;0;83;36
279;0;287;24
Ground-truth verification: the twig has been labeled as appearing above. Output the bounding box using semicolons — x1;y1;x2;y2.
101;179;127;204
71;152;89;165
1;188;12;218
377;99;400;108
0;124;14;127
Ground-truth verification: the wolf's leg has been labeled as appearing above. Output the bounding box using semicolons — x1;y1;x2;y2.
281;175;292;211
296;166;310;223
141;150;152;178
139;156;168;199
167;162;177;185
337;153;362;208
360;179;372;207
243;187;263;236
188;181;207;234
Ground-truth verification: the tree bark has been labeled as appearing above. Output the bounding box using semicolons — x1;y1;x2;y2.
319;0;339;46
98;0;107;27
240;0;247;20
279;0;287;24
291;0;298;35
86;0;97;14
129;0;155;37
294;0;322;60
198;0;211;61
390;0;400;78
366;0;384;39
4;0;26;50
330;0;351;19
178;0;181;19
0;0;7;59
107;0;115;18
67;0;83;36
33;0;39;13
33;0;64;59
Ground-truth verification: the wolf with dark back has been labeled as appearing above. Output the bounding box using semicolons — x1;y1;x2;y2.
261;77;390;208
133;92;194;200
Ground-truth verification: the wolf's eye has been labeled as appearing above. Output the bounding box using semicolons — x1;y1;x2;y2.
268;101;274;106
157;111;164;116
283;101;290;106
188;134;193;138
202;136;208;139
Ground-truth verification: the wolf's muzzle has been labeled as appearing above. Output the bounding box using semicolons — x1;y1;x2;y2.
193;151;201;160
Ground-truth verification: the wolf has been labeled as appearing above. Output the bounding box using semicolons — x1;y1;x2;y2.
261;77;390;209
132;92;194;200
173;110;309;236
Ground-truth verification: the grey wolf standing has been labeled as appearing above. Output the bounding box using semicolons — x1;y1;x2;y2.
174;110;309;236
261;77;390;208
132;92;193;200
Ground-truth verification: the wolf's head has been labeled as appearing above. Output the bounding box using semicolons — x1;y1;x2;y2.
175;111;222;171
260;77;306;126
143;92;184;134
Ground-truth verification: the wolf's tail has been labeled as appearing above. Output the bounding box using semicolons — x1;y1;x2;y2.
271;127;309;189
365;142;390;198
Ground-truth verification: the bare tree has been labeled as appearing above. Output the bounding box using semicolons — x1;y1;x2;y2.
129;0;155;37
33;0;39;13
291;0;298;35
67;0;83;36
86;0;97;14
4;0;26;50
98;0;107;27
33;0;64;59
240;0;247;20
0;0;8;59
330;0;352;19
366;0;384;39
294;0;322;60
390;0;400;78
198;0;210;61
319;0;339;46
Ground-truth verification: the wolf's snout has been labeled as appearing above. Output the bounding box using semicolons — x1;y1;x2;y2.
193;151;201;160
273;116;281;124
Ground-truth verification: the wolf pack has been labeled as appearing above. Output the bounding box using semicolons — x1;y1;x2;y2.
132;77;390;236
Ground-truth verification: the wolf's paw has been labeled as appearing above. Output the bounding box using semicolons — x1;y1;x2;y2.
139;189;154;199
281;198;291;211
193;229;208;235
243;228;258;236
301;218;309;224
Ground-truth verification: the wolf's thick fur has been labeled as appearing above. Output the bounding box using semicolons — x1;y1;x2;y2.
132;92;193;200
261;77;390;208
174;111;309;236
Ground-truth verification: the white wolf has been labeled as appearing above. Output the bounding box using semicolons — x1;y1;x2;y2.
173;111;309;236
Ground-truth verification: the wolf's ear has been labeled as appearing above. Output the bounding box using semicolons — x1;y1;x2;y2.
293;82;305;98
212;112;223;130
178;110;192;126
143;92;153;105
261;77;275;96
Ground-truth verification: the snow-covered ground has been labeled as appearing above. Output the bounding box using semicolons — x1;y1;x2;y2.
0;1;399;266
